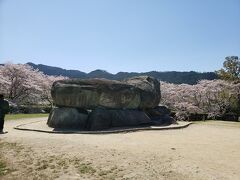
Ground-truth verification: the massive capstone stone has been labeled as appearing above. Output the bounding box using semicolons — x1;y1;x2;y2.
51;79;141;109
124;76;161;109
51;76;160;109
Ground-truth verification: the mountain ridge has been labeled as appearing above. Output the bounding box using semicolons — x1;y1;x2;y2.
27;62;218;85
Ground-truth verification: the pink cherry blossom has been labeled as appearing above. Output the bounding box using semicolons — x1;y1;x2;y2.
0;63;67;105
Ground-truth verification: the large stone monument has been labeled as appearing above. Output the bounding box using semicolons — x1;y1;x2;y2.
47;76;175;130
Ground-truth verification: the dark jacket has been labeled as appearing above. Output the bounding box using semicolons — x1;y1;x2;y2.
0;99;10;115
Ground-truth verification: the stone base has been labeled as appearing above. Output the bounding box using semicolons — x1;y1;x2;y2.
87;108;152;131
47;107;88;129
47;106;175;131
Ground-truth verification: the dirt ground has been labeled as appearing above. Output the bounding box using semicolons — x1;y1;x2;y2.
0;118;240;180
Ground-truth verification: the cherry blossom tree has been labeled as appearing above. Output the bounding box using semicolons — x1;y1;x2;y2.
0;63;43;104
161;80;239;118
0;63;66;105
39;74;67;107
161;82;201;112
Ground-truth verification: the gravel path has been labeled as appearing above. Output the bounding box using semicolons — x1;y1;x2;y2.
1;118;240;180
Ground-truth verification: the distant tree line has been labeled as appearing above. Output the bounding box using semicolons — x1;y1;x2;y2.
27;62;218;85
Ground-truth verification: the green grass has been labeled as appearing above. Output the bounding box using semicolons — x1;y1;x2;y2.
77;163;96;175
193;120;240;128
0;159;8;176
5;113;49;120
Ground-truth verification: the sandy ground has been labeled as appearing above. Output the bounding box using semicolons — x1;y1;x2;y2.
0;118;240;180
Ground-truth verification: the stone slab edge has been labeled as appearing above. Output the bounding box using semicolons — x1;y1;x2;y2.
14;121;192;134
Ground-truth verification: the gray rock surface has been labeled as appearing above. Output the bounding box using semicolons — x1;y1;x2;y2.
48;76;165;130
47;107;88;129
145;105;171;117
87;108;152;131
124;76;160;109
145;105;176;125
51;76;161;109
51;79;141;109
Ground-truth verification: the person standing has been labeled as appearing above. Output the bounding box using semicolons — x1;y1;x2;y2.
0;94;9;133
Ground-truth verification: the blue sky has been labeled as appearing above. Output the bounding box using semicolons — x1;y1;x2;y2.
0;0;240;73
